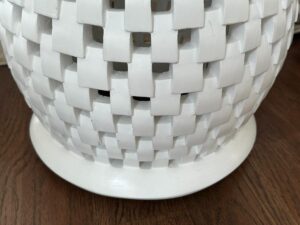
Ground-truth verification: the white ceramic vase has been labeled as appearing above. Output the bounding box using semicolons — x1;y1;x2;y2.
0;0;298;199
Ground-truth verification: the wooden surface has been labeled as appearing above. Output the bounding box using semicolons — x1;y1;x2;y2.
0;36;299;225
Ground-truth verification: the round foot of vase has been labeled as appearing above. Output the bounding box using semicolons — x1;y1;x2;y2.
30;115;256;200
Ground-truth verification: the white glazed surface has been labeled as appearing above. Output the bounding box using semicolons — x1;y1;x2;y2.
30;114;256;199
0;0;298;170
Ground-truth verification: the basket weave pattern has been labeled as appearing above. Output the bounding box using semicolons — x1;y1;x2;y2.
0;0;298;168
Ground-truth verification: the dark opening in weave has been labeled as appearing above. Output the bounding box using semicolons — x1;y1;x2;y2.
151;0;171;11
110;0;125;9
152;63;169;73
98;90;110;97
133;96;151;102
132;33;151;47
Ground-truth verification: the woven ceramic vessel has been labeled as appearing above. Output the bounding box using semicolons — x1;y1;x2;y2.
0;0;298;199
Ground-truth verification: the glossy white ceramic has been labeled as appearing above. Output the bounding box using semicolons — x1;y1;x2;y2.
30;114;256;199
0;0;298;199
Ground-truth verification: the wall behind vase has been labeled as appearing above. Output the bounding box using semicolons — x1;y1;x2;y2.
0;44;5;65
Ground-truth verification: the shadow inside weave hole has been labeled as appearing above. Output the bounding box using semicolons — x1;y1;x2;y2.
92;26;104;43
133;96;151;102
113;62;128;71
178;29;192;46
98;90;110;97
152;63;169;73
132;33;151;47
151;0;171;12
132;93;189;104
110;0;125;9
72;57;77;63
151;0;212;11
204;0;212;8
109;0;212;14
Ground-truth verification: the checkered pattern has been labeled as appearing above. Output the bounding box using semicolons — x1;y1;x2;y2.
0;0;298;168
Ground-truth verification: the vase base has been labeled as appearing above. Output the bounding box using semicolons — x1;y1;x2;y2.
30;115;256;200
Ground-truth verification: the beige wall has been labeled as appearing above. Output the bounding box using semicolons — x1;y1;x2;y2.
0;44;5;65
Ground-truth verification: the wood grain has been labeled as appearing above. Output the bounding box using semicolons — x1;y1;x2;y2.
0;35;299;225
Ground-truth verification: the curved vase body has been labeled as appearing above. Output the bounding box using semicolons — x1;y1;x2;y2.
0;0;298;199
